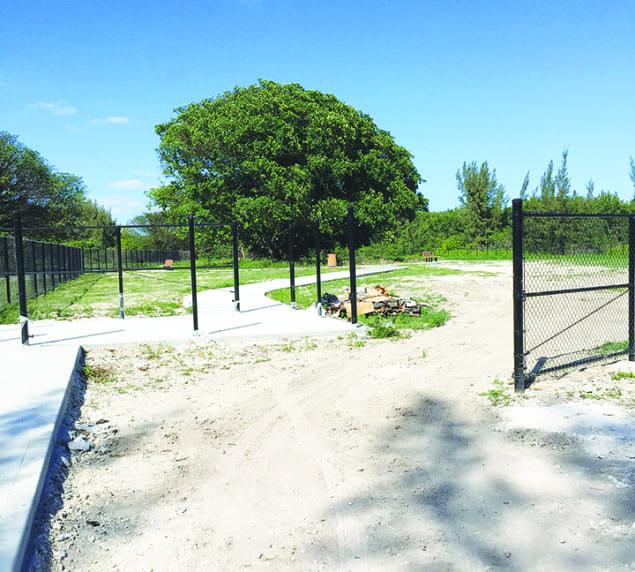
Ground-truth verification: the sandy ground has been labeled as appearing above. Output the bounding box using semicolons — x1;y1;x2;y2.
34;261;635;571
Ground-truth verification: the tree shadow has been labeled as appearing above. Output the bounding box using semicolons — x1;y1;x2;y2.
308;397;635;571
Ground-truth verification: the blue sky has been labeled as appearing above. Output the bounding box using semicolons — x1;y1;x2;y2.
1;0;634;223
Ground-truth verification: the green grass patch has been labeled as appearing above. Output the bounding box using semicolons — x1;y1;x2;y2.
611;371;635;381
83;364;117;384
267;265;453;338
595;340;629;354
480;379;514;406
0;264;341;324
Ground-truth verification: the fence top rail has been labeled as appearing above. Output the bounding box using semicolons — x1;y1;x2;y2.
15;221;232;232
524;211;633;219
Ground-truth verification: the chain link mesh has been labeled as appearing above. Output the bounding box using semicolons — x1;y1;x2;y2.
523;214;630;375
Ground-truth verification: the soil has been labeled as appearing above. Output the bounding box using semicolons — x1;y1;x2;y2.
34;262;635;570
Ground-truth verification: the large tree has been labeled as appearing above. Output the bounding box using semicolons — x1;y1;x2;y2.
0;132;85;233
151;80;427;258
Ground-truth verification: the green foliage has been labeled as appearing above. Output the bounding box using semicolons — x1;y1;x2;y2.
0;132;86;235
480;379;514;407
152;80;427;259
611;371;635;381
456;161;509;250
123;212;190;251
69;198;118;248
595;341;629;354
83;364;117;384
366;320;402;339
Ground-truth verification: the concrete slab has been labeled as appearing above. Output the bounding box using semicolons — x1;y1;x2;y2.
0;345;81;572
0;264;398;570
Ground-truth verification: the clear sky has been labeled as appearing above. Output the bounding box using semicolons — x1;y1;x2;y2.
1;0;634;223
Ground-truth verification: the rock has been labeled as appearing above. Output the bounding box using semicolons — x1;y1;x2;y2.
76;423;95;433
98;441;113;454
68;436;93;452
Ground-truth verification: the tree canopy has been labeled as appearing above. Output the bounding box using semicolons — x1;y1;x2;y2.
0;132;117;244
151;80;427;258
0;132;84;229
456;161;508;249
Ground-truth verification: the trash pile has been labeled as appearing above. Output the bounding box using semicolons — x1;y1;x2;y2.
321;285;426;318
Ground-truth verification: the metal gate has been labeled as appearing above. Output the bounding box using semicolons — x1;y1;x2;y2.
512;199;635;391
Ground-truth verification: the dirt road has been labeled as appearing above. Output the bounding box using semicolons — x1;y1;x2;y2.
36;262;635;571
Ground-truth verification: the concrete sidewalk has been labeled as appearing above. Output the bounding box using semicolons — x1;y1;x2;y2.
0;265;396;571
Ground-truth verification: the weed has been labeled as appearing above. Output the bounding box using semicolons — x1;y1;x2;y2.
346;332;366;348
368;321;401;339
141;343;172;359
611;371;635;380
83;364;117;385
595;341;629;354
480;379;513;406
604;386;623;399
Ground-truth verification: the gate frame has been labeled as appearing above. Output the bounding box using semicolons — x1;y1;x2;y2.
512;198;635;392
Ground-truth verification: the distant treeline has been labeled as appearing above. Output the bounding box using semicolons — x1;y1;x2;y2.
4;131;635;260
358;150;635;259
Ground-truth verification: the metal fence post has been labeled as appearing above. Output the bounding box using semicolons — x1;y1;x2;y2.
41;242;47;295
629;216;635;361
116;227;125;319
348;206;358;325
232;221;240;311
512;198;525;392
31;241;38;298
3;237;10;304
188;215;199;333
288;219;296;308
315;218;322;310
13;213;29;344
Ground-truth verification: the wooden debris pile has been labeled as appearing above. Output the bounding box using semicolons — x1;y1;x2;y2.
321;285;427;318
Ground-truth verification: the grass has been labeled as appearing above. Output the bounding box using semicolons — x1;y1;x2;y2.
267;264;455;337
480;379;514;406
0;262;460;334
0;264;340;324
611;371;635;380
83;364;117;385
595;340;629;354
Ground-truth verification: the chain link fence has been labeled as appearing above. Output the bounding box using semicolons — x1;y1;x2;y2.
512;199;634;391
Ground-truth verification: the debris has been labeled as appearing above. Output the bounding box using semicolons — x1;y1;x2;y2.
68;436;93;452
321;285;427;318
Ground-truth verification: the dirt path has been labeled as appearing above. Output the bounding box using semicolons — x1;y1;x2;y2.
37;262;635;571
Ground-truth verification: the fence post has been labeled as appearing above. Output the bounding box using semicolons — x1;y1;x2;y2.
31;241;38;298
315;218;322;310
3;237;11;304
288;219;296;308
41;242;47;295
629;216;635;362
348;206;358;325
116;227;125;319
188;215;199;333
512;199;525;392
49;243;55;289
13;213;29;344
231;221;240;311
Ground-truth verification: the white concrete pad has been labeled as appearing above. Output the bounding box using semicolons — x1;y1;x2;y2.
0;264;399;570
